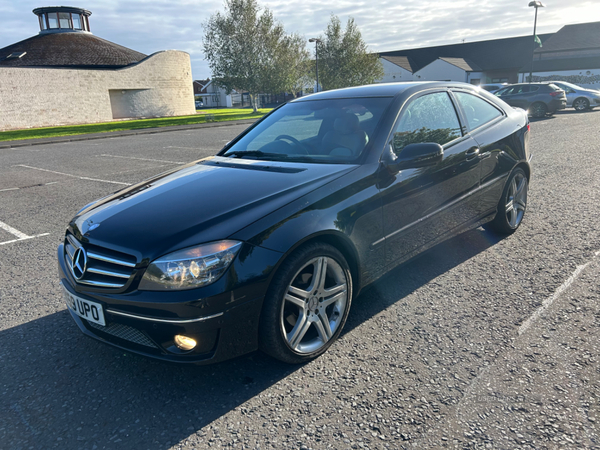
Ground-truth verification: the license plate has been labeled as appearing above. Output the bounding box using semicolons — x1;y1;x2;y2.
62;284;106;326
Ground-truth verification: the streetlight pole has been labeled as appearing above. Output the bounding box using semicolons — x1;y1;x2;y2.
308;38;321;92
528;1;545;83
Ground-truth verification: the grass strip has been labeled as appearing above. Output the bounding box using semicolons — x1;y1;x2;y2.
0;108;272;142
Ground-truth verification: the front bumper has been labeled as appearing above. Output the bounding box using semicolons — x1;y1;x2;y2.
58;243;282;364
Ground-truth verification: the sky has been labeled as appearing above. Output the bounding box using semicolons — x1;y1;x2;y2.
2;0;600;80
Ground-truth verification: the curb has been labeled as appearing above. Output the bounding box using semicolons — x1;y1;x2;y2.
0;118;259;149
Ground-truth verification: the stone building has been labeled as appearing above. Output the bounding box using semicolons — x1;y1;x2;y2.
0;6;195;131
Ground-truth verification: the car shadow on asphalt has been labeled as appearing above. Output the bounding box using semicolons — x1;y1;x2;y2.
343;226;504;335
531;108;600;122
0;227;504;449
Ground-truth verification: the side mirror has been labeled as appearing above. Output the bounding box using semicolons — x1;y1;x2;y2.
384;142;443;173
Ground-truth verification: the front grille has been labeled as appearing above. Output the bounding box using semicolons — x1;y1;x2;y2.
88;321;158;348
64;233;136;289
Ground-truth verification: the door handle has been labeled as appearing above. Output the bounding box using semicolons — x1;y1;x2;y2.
466;147;480;160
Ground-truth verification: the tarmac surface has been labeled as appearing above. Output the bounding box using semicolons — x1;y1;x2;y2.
1;110;599;449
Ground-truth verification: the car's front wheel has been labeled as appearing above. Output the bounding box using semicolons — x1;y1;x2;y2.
485;168;528;234
259;243;352;364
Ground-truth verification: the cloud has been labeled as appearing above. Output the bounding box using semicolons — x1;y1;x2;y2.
1;0;599;79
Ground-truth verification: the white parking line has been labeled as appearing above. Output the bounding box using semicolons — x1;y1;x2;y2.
15;165;131;186
518;250;599;335
99;154;185;164
0;181;61;193
0;220;50;246
0;221;29;239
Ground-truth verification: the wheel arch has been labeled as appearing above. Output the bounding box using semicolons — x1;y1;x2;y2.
514;161;531;181
265;230;362;299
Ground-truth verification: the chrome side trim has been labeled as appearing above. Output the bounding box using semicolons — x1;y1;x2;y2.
86;267;131;279
372;173;509;247
87;251;136;268
106;309;224;324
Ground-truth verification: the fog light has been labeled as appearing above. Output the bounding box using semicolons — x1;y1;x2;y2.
174;335;197;351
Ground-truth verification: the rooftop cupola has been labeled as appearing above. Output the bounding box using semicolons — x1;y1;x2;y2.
33;6;92;34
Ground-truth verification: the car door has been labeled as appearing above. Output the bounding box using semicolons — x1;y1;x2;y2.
378;90;481;266
495;86;518;107
451;90;510;216
509;85;533;109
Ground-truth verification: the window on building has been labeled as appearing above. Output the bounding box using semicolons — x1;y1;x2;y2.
470;79;481;85
39;14;47;30
47;12;58;28
72;14;82;29
58;12;70;28
491;77;509;83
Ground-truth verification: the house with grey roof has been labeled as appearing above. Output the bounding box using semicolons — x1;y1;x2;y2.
0;6;195;131
378;22;600;88
413;57;482;83
378;33;552;85
518;21;600;88
379;56;415;82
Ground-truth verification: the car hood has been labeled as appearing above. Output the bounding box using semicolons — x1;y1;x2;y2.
71;156;357;262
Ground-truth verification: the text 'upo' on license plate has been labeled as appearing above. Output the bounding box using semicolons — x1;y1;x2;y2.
62;285;106;326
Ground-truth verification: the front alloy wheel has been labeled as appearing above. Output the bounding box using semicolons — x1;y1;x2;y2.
259;243;352;364
282;256;348;354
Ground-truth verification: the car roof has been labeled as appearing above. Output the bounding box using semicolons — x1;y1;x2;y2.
292;81;478;101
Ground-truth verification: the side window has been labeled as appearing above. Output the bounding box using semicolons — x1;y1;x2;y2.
392;92;461;155
529;86;540;92
454;92;502;131
496;86;515;96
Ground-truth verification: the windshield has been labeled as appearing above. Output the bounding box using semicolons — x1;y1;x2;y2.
555;81;580;90
222;97;392;163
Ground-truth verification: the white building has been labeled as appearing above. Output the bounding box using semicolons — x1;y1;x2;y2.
518;21;600;89
413;57;482;84
0;6;195;131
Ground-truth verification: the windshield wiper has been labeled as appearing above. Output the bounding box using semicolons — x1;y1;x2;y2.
225;150;288;159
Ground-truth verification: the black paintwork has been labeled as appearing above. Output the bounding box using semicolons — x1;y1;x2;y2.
58;82;531;364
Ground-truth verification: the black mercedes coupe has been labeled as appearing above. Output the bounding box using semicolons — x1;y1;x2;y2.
58;82;531;364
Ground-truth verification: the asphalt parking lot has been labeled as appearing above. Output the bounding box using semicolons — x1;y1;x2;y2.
1;110;600;449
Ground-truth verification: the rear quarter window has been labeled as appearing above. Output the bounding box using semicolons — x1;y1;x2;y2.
454;92;503;131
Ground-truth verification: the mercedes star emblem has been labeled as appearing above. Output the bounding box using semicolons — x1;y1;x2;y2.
71;247;87;280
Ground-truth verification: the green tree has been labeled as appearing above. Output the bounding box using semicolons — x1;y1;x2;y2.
317;16;384;91
203;0;286;112
273;33;312;98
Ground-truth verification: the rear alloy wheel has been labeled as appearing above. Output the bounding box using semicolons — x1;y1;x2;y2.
530;102;547;118
485;168;528;234
259;243;352;364
573;97;590;111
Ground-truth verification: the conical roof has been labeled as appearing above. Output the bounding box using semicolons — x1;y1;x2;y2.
0;31;147;68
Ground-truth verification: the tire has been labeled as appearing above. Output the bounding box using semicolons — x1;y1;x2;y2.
530;102;547;118
484;168;528;234
259;242;353;364
573;97;590;112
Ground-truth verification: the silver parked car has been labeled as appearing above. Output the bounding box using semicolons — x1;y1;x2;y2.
545;81;600;111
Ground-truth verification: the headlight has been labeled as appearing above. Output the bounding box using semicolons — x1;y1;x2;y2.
139;240;242;291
